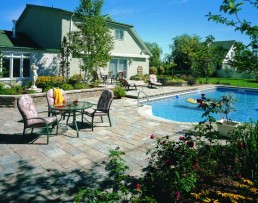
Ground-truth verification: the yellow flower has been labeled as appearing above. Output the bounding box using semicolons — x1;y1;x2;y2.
203;197;211;202
216;191;229;197
191;192;200;199
241;178;254;186
250;187;258;194
203;198;219;203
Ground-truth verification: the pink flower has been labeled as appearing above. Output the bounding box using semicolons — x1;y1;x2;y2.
175;191;181;200
197;98;203;104
150;133;155;139
193;162;199;170
179;136;186;141
238;142;246;148
187;141;194;148
136;183;141;191
164;160;173;167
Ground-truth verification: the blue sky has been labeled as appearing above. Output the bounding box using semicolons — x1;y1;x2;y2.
0;0;257;58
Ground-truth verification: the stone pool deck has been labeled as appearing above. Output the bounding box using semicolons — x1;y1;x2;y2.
0;84;214;202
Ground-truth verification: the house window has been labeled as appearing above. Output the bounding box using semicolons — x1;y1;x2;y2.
115;29;124;40
109;59;127;76
1;52;31;79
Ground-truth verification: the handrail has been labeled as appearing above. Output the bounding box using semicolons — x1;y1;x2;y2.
138;90;149;106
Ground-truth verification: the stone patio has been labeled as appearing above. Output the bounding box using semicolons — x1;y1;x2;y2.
0;85;213;202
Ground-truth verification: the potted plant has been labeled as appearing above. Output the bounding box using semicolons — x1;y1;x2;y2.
197;93;240;137
216;94;240;137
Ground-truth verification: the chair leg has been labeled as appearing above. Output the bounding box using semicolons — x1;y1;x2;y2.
101;116;103;123
56;121;58;135
31;128;34;135
23;127;26;136
66;112;71;125
91;116;94;131
107;114;112;127
45;125;50;144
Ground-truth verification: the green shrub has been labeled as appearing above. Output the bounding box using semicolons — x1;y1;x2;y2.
73;83;88;89
187;76;196;85
157;66;165;75
149;66;157;75
130;74;143;80
69;74;84;85
59;83;73;90
0;83;25;95
90;80;100;88
113;86;126;98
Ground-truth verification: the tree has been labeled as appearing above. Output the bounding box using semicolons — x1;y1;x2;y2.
59;36;72;79
169;34;201;72
69;0;114;82
190;35;226;81
206;0;258;77
144;42;162;67
206;0;258;47
227;42;258;75
169;34;226;80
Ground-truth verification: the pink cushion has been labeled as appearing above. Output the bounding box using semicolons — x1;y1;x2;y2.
18;95;57;127
84;108;107;116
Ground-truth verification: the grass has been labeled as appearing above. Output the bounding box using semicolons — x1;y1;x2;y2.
199;78;258;88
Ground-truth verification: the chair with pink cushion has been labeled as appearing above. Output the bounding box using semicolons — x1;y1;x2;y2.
17;95;58;144
148;74;162;88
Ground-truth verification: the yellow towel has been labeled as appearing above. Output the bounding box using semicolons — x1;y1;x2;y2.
54;88;64;105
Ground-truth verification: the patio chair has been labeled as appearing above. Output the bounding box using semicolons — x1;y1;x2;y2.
17;95;58;144
148;74;162;88
46;88;70;123
82;89;114;131
99;70;108;84
119;77;137;91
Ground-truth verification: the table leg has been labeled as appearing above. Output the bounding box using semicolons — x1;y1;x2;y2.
72;111;79;137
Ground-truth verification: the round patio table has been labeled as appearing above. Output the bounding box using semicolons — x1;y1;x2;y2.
51;101;93;137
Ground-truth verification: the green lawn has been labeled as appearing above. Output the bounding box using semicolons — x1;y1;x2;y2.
199;78;258;88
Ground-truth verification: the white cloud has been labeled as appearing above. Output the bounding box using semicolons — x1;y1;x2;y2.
109;8;134;17
168;0;189;5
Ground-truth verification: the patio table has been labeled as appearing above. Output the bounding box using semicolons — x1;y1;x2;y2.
51;101;93;137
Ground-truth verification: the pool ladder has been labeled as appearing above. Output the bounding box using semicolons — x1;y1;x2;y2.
138;90;149;106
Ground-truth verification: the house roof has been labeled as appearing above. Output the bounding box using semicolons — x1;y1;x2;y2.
0;30;41;49
17;4;152;56
213;40;235;51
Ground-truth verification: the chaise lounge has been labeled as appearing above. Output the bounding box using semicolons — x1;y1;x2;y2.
148;74;162;88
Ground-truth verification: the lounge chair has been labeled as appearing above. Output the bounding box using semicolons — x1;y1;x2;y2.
17;95;58;144
82;89;114;131
148;74;162;88
119;78;137;91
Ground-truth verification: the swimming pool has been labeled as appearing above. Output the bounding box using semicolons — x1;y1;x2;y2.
145;87;258;123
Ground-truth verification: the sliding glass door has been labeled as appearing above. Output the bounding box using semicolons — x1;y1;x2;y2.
109;59;127;76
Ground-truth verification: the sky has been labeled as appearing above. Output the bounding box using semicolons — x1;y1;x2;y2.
0;0;257;58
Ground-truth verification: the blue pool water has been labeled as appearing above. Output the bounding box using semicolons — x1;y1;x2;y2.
145;87;258;123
